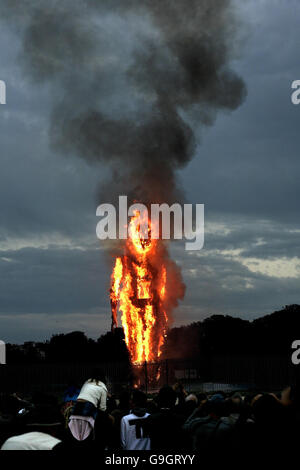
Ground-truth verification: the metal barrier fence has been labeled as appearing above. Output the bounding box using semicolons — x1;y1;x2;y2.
0;355;298;396
132;355;299;393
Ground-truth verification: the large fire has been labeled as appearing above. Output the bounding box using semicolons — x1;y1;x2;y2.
110;210;175;364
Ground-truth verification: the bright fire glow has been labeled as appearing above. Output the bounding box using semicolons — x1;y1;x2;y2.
110;211;168;364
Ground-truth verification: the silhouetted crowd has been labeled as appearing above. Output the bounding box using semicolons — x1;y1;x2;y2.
0;368;299;456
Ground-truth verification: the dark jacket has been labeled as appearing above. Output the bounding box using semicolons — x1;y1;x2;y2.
144;408;185;451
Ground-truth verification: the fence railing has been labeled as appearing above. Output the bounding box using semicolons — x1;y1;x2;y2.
0;355;298;396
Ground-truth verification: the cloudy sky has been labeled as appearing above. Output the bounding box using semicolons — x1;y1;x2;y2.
0;0;300;343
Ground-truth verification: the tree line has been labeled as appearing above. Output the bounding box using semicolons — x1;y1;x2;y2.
6;304;300;364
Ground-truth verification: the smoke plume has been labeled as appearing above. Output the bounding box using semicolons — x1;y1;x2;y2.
0;0;246;205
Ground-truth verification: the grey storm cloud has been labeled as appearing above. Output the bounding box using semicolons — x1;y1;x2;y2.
204;220;300;259
0;245;109;314
172;242;300;324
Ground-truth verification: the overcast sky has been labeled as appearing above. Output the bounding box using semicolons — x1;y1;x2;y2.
0;0;300;343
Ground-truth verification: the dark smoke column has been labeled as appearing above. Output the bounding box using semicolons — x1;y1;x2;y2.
0;0;246;206
0;0;247;335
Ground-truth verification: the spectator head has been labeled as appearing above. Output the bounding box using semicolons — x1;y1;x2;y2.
107;395;117;413
173;381;186;394
207;393;226;418
183;393;198;416
146;398;158;414
252;394;282;425
157;386;177;409
89;368;106;385
223;397;241;416
281;387;292;406
251;394;263;407
230;392;243;405
209;393;225;403
197;393;207;404
226;392;243;414
131;390;147;409
281;379;300;409
185;394;198;405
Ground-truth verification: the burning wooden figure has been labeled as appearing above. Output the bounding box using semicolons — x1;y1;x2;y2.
110;211;176;364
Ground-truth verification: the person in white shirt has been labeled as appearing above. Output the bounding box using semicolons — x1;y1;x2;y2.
77;376;107;412
1;403;63;451
121;390;150;450
69;368;108;441
1;431;61;450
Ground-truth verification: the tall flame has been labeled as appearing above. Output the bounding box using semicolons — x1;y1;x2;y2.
110;211;168;364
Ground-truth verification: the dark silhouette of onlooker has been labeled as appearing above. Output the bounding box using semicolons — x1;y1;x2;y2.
181;394;198;419
251;393;285;456
144;386;185;451
110;390;130;448
183;393;236;453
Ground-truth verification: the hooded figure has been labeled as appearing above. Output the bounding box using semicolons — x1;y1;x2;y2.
120;390;150;450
